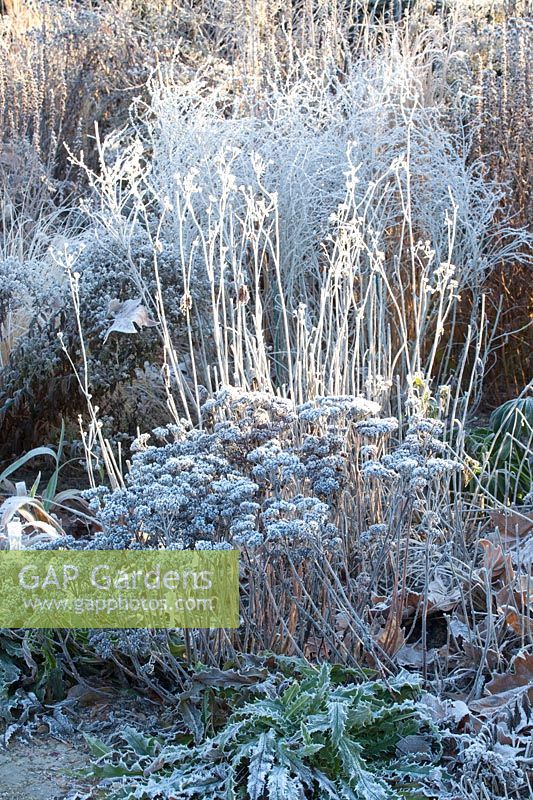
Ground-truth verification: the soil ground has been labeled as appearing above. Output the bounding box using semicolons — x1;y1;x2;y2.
0;690;157;799
0;736;93;799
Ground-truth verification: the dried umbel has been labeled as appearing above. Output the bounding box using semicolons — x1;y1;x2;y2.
76;29;530;433
3;3;531;455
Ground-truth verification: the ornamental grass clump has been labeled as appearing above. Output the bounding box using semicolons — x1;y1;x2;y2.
74;30;530;431
3;6;531;451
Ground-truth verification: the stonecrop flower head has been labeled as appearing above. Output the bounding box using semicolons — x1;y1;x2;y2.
74;389;403;554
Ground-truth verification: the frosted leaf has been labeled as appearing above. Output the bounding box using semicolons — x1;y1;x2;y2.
104;298;158;343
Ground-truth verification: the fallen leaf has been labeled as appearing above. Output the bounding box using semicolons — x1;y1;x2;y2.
449;699;471;724
104;298;158;343
370;592;424;618
491;508;533;540
469;650;533;715
418;693;447;722
396;643;436;668
469;686;533;714
485;650;533;695
462;641;500;670
496;571;533;620
478;538;514;583
419;693;470;726
448;617;472;641
376;609;405;657
427;577;461;611
493;721;514;745
498;606;532;637
304;635;333;660
0;495;63;538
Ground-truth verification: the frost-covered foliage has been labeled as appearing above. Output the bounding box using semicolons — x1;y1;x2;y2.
146;55;478;281
86;659;440;800
77;387;461;558
458;732;527;796
0;227;208;451
1;6;532;800
3;9;531;448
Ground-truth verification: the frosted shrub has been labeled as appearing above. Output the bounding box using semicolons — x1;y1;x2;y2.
0;226;207;451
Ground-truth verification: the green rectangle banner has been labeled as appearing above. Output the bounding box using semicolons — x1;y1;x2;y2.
0;550;239;629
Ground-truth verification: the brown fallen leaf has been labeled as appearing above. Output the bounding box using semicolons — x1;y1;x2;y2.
469;650;533;715
498;605;532;637
478;538;515;583
485;650;533;695
376;608;405;657
469;687;533;714
49;681;115;709
491;508;533;540
334;612;360;656
462;641;500;671
495;575;533;610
